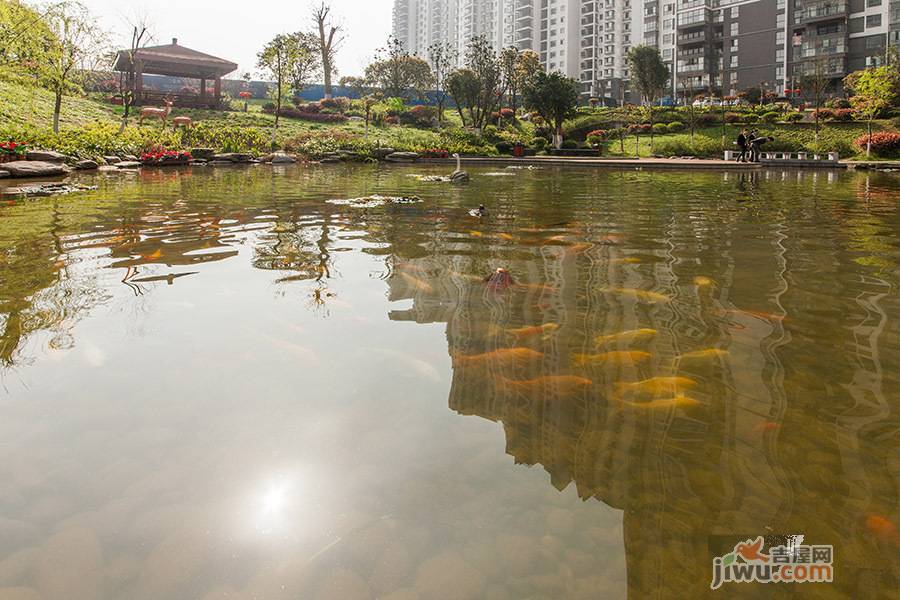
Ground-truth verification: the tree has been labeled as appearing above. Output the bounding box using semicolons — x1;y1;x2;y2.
627;45;669;150
42;1;108;133
446;68;478;127
844;65;900;156
0;0;56;74
428;41;456;125
679;78;697;143
454;35;501;130
311;1;342;100
258;32;321;146
513;49;541;113
523;71;580;149
498;47;540;116
800;57;834;143
116;12;152;132
364;36;433;100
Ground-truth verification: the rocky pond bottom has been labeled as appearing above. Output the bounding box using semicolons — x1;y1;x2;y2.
0;164;898;599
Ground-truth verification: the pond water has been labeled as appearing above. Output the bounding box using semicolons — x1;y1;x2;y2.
0;164;898;600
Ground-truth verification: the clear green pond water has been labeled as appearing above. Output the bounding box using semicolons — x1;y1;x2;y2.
0;164;899;600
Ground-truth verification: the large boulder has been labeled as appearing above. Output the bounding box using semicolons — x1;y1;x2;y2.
1;161;69;178
271;152;296;164
25;150;66;163
75;159;99;170
385;152;419;163
0;170;9;179
372;148;396;160
212;152;253;163
123;154;139;162
103;156;121;164
115;161;142;169
190;148;216;160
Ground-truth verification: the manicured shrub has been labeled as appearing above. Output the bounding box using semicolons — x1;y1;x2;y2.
825;98;851;109
277;107;347;122
482;125;501;143
384;115;400;125
261;102;276;113
744;114;759;123
651;123;668;135
408;105;437;127
586;129;607;145
761;111;781;123
724;112;742;124
667;121;685;133
854;132;900;156
830;108;856;122
783;112;804;122
696;113;718;126
561;139;578;149
530;137;548;150
814;109;834;121
320;97;350;112
654;136;722;158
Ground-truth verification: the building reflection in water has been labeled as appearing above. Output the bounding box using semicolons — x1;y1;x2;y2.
384;170;900;597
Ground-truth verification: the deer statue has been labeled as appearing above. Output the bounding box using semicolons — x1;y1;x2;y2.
139;98;174;127
172;116;193;131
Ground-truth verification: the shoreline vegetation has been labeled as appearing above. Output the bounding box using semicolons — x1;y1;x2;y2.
2;78;899;169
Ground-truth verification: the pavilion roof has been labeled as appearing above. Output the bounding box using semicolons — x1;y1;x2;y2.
114;39;237;79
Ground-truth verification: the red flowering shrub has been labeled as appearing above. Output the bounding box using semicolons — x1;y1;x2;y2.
724;112;743;124
385;116;400;125
586;129;607;143
814;109;834;121
141;147;192;164
854;132;900;156
239;91;253;99
420;148;449;158
627;124;652;133
0;141;27;157
829;108;856;122
500;108;515;119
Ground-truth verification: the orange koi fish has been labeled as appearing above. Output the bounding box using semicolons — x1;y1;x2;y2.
610;257;642;264
622;395;701;410
676;349;729;362
599;288;671;304
506;323;560;339
615;377;697;395
595;328;657;346
693;276;716;287
573;351;652;366
398;272;434;294
752;421;781;434
497;375;593;395
866;515;900;546
454;347;544;367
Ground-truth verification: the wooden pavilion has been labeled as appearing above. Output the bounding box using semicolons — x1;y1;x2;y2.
113;39;238;109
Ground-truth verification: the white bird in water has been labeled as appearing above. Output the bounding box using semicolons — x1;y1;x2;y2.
450;153;469;183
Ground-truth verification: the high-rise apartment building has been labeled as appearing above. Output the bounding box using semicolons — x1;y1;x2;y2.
392;0;895;104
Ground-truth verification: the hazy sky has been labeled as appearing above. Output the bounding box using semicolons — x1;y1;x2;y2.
81;0;394;79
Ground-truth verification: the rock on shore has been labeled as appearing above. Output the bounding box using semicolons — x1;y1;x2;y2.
1;161;69;178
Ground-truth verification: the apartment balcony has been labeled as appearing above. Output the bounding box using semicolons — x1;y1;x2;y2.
800;1;849;25
677;29;707;45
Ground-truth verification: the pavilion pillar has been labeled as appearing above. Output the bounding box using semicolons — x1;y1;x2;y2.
135;59;144;106
200;77;206;105
214;76;221;107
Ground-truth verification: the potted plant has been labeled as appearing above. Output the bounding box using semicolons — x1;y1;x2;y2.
0;141;27;164
239;91;253;112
